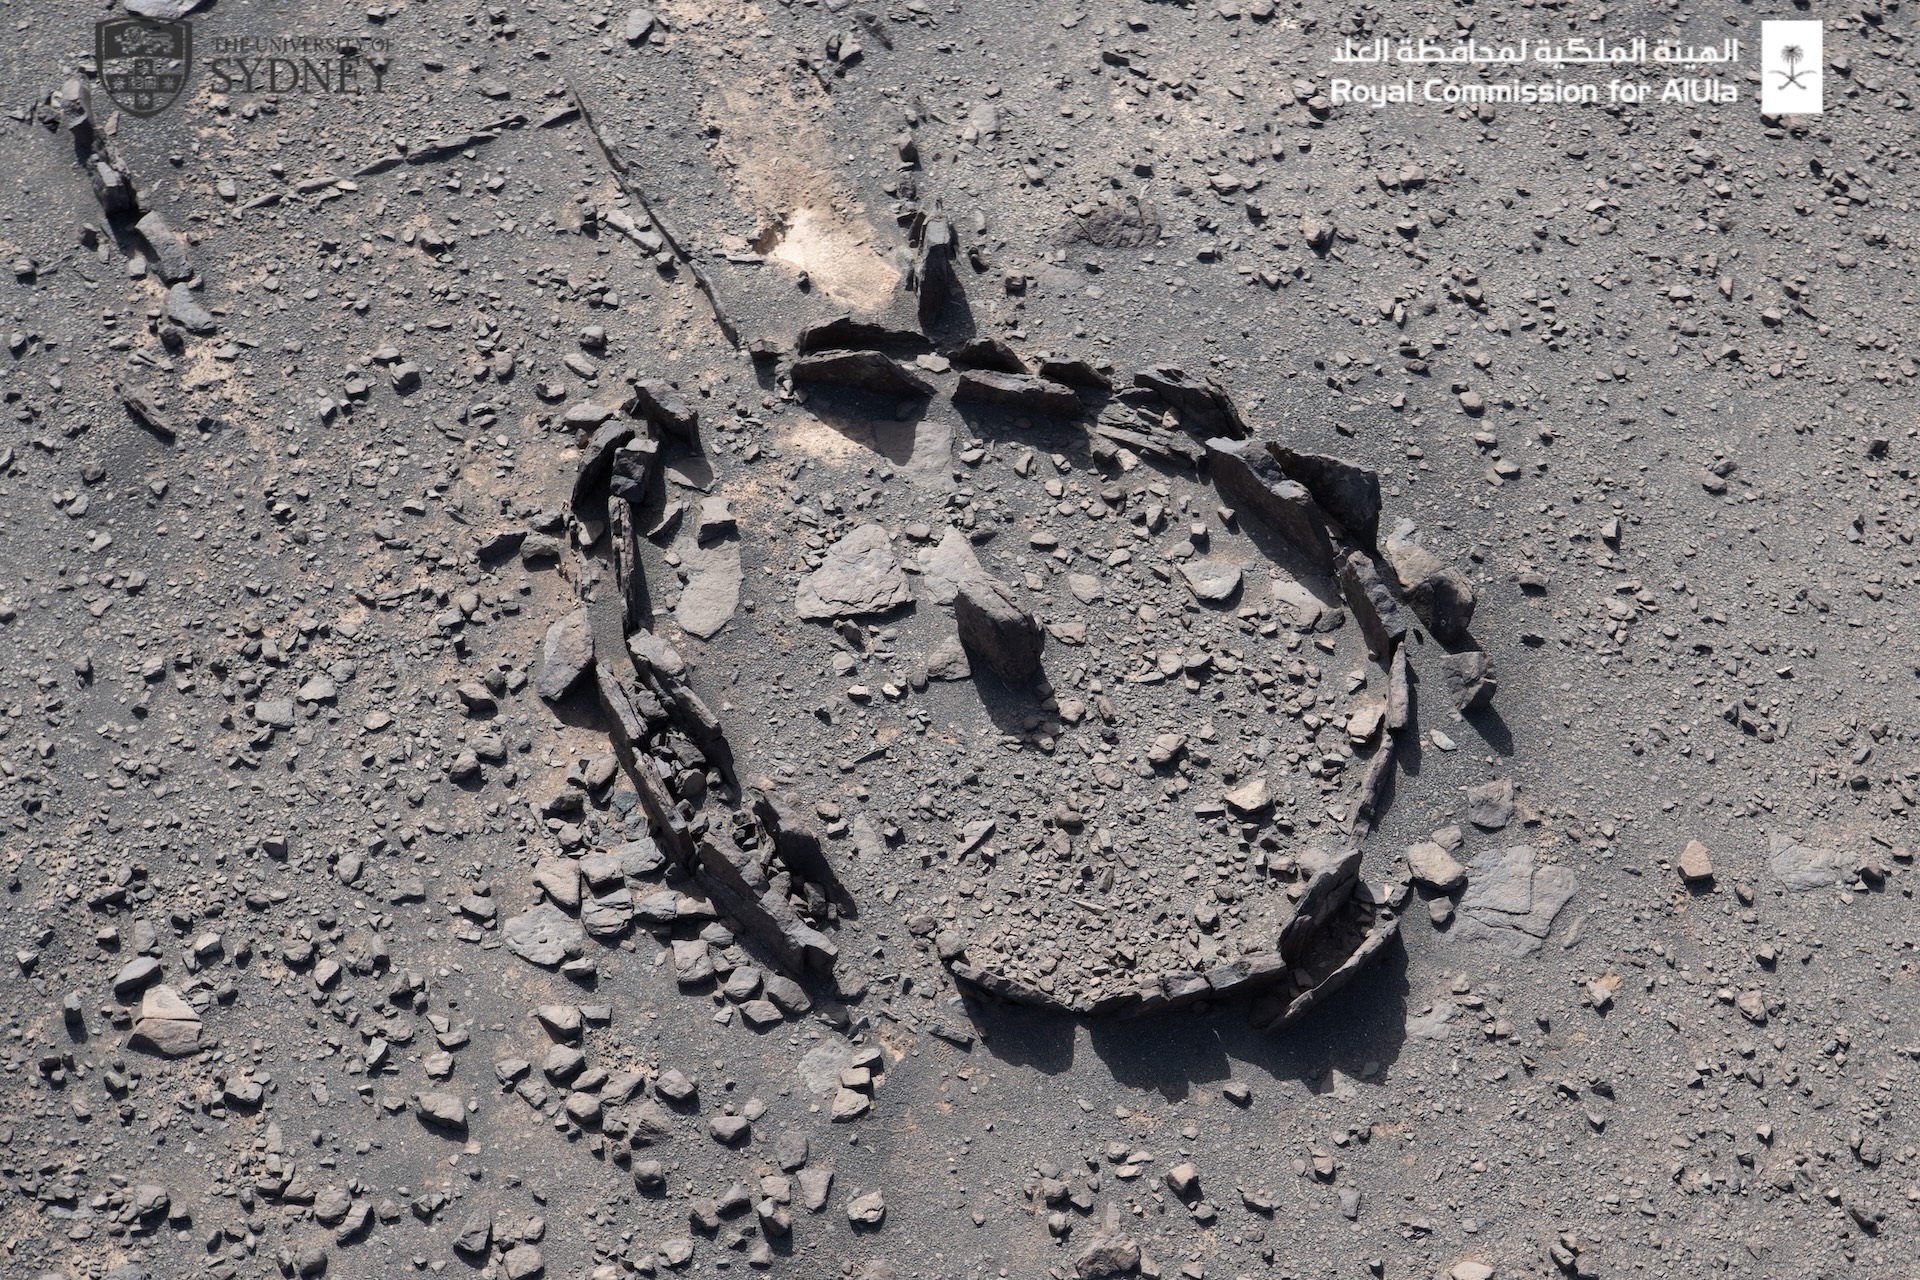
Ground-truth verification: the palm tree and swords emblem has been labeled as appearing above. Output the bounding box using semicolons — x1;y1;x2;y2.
1773;42;1811;89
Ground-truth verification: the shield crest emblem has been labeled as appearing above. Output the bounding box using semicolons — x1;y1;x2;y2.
95;18;193;118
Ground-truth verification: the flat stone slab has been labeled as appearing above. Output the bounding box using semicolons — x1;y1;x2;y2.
795;523;912;619
1507;864;1577;939
1770;833;1846;891
536;607;595;700
676;541;741;640
1178;559;1244;603
918;527;986;605
1453;847;1577;955
130;984;202;1057
1458;845;1535;916
503;904;586;968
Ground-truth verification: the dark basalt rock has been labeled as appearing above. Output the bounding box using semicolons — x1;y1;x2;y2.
570;420;637;512
794;315;932;354
1336;552;1408;664
1205;437;1336;572
948;336;1027;373
1268;444;1382;548
791;349;935;397
954;575;1045;682
953;369;1082;418
1135;365;1248;437
1440;649;1497;711
627;378;699;444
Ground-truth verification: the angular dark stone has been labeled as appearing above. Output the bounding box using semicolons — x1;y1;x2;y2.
751;785;854;915
628;379;699;444
592;669;644;751
953;369;1082;418
452;1210;492;1255
1073;1235;1141;1279
129;985;201;1057
1036;356;1113;391
563;402;617;431
1386;645;1411;732
773;1127;810;1171
1277;847;1361;965
1336;552;1407;663
92;158;137;217
1467;777;1515;831
477;529;527;562
115;382;177;444
414;1091;468;1132
1440;649;1497;712
569;421;636;512
948;336;1026;373
164;284;216;334
1405;570;1477;646
928;1023;974;1049
606;498;642;630
763;974;812;1015
1162;973;1213;1009
629;630;735;784
913;207;958;330
536;608;595;701
502;905;586;968
1205;438;1335;571
1382;520;1476;644
948;962;1058;1009
694;832;837;975
1355;734;1395;822
1268;445;1382;547
1135;366;1248;437
1259;912;1400;1033
113;956;163;999
791;349;935;398
794;316;932;355
1205;950;1285;996
628;1100;676;1145
134;212;195;284
954;576;1044;682
59;77;93;144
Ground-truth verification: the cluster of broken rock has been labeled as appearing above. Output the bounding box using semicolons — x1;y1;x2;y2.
527;399;856;1018
543;302;1502;1031
42;75;221;448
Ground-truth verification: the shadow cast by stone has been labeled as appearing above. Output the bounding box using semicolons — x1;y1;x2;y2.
957;998;1078;1076
797;386;929;468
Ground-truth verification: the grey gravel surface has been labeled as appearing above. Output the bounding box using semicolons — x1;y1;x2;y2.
2;2;1917;1280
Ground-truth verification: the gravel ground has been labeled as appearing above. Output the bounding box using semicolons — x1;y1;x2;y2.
3;2;1917;1280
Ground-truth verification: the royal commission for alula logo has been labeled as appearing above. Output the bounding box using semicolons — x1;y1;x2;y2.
1760;20;1823;115
95;17;390;118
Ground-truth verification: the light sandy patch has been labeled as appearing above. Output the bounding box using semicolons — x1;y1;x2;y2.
698;72;900;310
780;408;953;485
760;207;900;311
180;346;233;393
780;412;885;462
